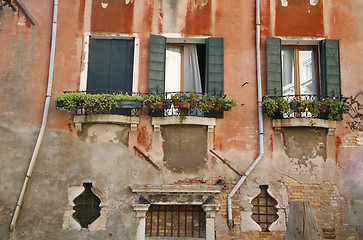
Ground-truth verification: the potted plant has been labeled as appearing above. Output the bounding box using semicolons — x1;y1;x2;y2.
262;96;289;119
171;92;191;109
218;96;238;111
198;94;215;114
83;93;117;114
55;92;87;114
114;93;144;109
289;99;300;112
320;98;346;121
144;93;168;117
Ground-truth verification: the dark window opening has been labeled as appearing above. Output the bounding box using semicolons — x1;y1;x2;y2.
146;205;206;238
73;183;101;229
251;185;278;232
196;44;206;93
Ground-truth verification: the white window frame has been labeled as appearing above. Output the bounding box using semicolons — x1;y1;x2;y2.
80;33;140;93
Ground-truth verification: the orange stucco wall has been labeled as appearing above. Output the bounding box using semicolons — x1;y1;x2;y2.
1;0;362;236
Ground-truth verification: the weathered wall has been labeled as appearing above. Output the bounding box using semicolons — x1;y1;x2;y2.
0;0;362;239
0;123;163;240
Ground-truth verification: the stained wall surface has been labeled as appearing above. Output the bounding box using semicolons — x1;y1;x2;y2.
0;0;362;239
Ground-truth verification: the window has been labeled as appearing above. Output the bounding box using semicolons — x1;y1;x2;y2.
87;38;134;93
145;205;206;238
165;44;206;94
148;35;224;95
281;46;319;96
251;185;278;232
73;183;101;229
266;37;341;98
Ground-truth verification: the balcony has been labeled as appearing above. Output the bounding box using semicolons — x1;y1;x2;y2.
262;95;347;121
55;91;237;120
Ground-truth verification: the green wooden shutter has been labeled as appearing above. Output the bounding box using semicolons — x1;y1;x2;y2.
149;35;166;93
206;38;224;95
87;39;112;91
87;39;134;93
320;39;341;98
266;37;282;96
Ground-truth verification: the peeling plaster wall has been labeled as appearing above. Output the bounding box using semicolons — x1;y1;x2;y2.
162;125;207;173
0;123;163;239
1;0;363;239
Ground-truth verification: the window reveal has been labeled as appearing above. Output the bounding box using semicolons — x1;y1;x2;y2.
251;185;278;232
145;205;206;238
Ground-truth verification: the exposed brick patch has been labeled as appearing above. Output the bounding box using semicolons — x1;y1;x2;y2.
279;176;359;239
322;228;336;239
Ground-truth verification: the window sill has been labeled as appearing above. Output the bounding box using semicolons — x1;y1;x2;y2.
272;118;336;130
73;114;139;132
151;116;216;132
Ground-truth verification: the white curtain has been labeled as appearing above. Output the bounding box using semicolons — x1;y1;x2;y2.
183;45;202;93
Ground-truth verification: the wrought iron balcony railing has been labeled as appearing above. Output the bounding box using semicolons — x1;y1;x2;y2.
55;91;237;119
262;94;346;121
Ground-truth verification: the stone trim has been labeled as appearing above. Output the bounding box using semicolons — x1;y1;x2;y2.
151;116;216;132
130;184;222;194
73;114;139;133
272;118;336;130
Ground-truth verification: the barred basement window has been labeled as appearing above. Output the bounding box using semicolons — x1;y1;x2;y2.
251;185;278;232
73;183;101;229
146;205;206;238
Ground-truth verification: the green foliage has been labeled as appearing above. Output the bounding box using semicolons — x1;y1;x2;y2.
262;95;347;121
143;93;165;110
55;92;144;114
262;96;289;117
56;91;239;118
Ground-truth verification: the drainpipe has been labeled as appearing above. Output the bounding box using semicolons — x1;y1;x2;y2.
10;0;58;231
227;0;264;227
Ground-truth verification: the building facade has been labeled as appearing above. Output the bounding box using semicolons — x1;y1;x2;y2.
0;0;362;239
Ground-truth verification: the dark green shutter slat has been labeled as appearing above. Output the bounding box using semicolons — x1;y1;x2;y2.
266;37;282;96
87;39;112;90
320;39;341;98
87;39;134;92
206;38;224;95
109;39;134;92
148;34;166;93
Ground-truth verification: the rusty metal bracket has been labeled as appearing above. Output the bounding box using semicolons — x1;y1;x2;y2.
0;0;16;10
134;146;161;171
14;0;36;25
209;150;242;176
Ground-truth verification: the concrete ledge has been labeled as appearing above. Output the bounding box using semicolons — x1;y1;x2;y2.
272;118;337;129
73;114;139;125
73;114;139;132
130;185;223;194
152;116;216;127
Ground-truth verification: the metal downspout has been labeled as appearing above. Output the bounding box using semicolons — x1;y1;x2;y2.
9;0;58;231
227;0;264;227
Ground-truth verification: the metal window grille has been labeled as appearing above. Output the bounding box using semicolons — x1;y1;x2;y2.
73;183;101;228
251;185;278;232
146;205;206;238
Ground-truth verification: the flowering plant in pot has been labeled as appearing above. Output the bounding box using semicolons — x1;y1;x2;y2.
143;93;167;110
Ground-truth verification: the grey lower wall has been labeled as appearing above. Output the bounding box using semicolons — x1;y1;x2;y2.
0;123;163;240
